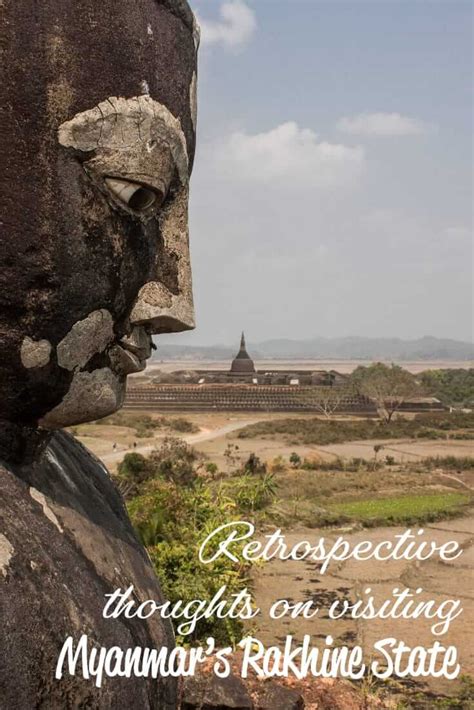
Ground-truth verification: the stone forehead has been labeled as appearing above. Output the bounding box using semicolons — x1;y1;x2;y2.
58;96;189;185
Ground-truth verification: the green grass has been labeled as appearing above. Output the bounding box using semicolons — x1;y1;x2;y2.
329;492;471;526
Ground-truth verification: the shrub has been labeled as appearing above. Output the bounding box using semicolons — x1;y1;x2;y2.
289;452;302;468
128;480;249;645
243;452;266;475
270;455;286;473
422;456;474;471
148;437;199;486
302;457;346;471
230;473;278;513
416;428;446;440
204;461;218;477
237;411;474;446
168;417;199;433
117;452;153;496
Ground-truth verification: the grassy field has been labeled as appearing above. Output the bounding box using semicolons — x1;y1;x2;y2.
76;409;474;529
256;463;473;528
328;491;470;525
237;411;474;445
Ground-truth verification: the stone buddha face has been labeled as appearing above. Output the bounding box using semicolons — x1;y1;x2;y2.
0;0;198;442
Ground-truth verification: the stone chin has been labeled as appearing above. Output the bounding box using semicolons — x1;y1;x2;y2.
39;368;125;429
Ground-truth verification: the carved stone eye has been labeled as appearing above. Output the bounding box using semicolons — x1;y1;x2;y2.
105;178;162;212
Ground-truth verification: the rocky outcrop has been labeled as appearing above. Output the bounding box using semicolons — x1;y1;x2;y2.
182;672;254;710
256;683;304;710
0;431;177;708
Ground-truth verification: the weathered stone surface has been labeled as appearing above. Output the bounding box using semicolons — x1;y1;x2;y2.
0;431;177;708
56;309;115;371
58;95;189;187
0;533;13;577
190;72;198;130
256;683;305;710
39;367;125;428
20;337;52;369
0;0;199;705
182;671;254;710
0;0;197;428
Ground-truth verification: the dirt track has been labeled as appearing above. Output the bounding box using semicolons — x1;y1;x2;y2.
100;418;261;465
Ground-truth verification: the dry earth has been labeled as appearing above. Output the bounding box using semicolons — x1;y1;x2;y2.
250;518;474;697
76;410;474;472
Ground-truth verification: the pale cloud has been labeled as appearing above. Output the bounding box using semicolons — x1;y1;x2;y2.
207;121;365;187
337;112;433;136
197;0;256;49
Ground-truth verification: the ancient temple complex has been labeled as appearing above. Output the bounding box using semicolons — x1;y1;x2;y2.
124;333;445;414
124;332;375;412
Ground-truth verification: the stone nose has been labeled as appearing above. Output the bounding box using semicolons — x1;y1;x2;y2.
129;184;195;334
129;281;195;333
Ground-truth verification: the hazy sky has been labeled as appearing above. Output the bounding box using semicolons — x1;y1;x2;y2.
168;0;472;346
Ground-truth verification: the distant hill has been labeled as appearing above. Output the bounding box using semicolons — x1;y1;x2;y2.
152;335;472;362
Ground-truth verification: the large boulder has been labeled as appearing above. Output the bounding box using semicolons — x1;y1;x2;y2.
182;671;254;710
256;683;304;710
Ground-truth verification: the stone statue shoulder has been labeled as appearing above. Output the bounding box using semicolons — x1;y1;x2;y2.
0;432;177;709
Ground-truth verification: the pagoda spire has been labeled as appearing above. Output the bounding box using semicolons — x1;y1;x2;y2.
230;331;255;373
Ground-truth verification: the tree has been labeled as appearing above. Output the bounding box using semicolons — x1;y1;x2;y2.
419;368;474;408
311;387;347;419
350;363;420;422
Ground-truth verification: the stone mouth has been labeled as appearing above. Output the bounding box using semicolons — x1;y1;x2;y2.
109;327;152;375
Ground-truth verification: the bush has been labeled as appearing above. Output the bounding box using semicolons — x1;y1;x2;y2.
128;480;249;645
168;417;199;433
289;452;302;468
117;453;153;496
231;473;278;512
91;412;198;436
243;453;266;475
270;455;286;473
148;437;199;486
204;461;218;477
422;456;474;471
416;428;446;439
302;457;345;471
